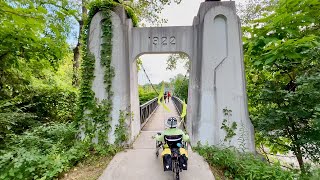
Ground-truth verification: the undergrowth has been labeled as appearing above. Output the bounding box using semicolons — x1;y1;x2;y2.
0;123;120;180
194;144;295;180
195;144;320;179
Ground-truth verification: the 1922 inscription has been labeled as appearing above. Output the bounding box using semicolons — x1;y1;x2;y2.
151;36;176;46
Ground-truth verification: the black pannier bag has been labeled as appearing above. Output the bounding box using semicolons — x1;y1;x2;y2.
179;154;188;170
163;154;172;171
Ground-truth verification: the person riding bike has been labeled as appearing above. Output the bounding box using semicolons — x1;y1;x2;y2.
155;117;189;171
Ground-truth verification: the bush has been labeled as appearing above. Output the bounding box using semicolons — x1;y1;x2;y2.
310;168;320;180
299;167;320;180
138;86;157;105
139;92;157;105
0;86;77;145
0;123;90;180
22;86;78;123
0;112;38;146
194;145;295;180
0;122;120;180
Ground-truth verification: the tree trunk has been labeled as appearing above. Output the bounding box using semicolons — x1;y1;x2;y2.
295;145;305;173
72;42;81;86
72;0;87;86
288;117;305;173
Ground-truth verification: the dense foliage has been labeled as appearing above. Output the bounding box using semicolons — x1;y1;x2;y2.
0;123;119;179
195;145;293;179
243;0;320;171
0;1;80;178
0;123;87;179
195;145;320;180
139;85;158;105
0;0;77;144
170;74;188;102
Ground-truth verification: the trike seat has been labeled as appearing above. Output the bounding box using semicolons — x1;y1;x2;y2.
164;135;183;149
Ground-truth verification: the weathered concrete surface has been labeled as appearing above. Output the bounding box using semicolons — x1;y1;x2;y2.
99;148;214;180
130;26;194;60
109;10;131;144
127;18;141;143
88;10;132;144
129;1;255;151
89;12;105;102
99;102;214;180
195;1;255;151
88;9;140;144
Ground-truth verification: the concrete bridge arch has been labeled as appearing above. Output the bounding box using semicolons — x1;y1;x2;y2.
88;1;255;152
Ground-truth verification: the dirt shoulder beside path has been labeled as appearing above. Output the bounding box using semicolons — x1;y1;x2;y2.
60;156;113;180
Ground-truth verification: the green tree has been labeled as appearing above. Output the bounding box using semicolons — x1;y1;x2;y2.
138;85;158;105
166;53;190;72
236;0;273;25
0;0;77;144
0;0;73;99
131;0;183;26
244;0;320;172
170;74;188;102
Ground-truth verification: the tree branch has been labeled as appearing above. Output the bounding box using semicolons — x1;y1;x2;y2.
42;2;81;22
274;63;294;81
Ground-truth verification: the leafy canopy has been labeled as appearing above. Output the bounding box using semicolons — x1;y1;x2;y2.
243;0;320;170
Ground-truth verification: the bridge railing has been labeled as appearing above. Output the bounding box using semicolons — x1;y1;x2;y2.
140;97;158;127
172;96;187;129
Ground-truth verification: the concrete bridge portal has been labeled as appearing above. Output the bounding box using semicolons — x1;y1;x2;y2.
88;1;255;152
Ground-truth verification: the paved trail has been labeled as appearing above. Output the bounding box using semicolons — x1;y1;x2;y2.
99;100;214;180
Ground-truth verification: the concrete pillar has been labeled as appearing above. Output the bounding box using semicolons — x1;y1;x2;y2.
88;8;133;144
128;21;141;142
194;1;255;151
186;18;199;144
109;8;131;144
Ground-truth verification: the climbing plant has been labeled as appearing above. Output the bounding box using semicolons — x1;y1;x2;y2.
220;108;237;143
114;110;131;146
76;0;138;146
237;123;248;152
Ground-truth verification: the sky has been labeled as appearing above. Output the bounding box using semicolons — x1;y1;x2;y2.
67;0;248;85
138;0;246;85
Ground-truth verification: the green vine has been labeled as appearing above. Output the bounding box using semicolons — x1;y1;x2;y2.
221;108;237;142
237;122;248;152
114;110;131;146
76;0;138;146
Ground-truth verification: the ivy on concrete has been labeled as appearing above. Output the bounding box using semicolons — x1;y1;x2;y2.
114;110;131;146
76;0;138;146
77;10;113;144
221;108;237;142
